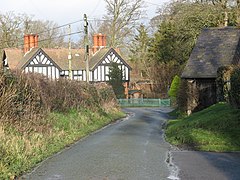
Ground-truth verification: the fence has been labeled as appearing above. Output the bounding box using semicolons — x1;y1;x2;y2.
118;98;171;107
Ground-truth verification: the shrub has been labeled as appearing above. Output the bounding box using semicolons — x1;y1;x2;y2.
216;66;234;103
176;79;189;113
108;62;125;99
168;75;181;99
0;71;44;125
0;71;119;131
229;67;240;108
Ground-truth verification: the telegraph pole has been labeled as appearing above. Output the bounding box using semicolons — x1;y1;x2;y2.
84;14;90;83
68;24;73;80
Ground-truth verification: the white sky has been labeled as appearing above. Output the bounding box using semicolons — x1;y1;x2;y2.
0;0;170;42
0;0;170;24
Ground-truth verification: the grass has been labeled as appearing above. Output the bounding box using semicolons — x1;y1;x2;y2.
165;103;240;152
0;108;125;179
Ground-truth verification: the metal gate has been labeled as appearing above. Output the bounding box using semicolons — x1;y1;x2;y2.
118;98;171;107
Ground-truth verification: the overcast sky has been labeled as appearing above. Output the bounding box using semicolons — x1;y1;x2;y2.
0;0;170;42
0;0;170;24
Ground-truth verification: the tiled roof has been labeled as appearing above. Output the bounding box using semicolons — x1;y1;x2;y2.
17;48;40;69
89;48;109;69
4;48;86;71
3;47;130;72
182;27;240;79
4;48;23;69
43;48;85;70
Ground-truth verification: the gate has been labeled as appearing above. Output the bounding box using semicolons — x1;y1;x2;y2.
118;98;171;107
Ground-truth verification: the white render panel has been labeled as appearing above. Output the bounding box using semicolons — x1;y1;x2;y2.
107;55;111;61
25;67;28;73
73;71;78;75
106;65;110;81
36;55;40;62
56;69;60;79
39;67;43;74
52;67;56;79
105;58;110;64
106;66;109;75
46;60;51;65
98;66;101;81
83;71;86;81
126;67;129;80
30;61;34;65
43;67;47;75
48;67;52;78
42;57;48;64
101;66;105;81
94;69;98;81
33;58;38;64
40;54;45;63
89;71;92;81
34;67;38;72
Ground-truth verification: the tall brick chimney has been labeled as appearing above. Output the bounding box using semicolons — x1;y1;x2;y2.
24;34;39;54
92;33;107;54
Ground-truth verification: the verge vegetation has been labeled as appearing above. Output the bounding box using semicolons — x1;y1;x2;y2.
165;103;240;152
0;71;125;179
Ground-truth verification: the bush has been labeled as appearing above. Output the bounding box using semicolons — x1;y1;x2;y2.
0;71;122;179
216;66;234;102
168;75;181;102
230;67;240;108
108;62;125;99
0;71;119;131
0;71;44;125
176;79;189;113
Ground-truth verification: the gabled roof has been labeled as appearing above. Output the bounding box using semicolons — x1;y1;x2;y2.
43;48;85;70
182;27;240;79
3;48;86;71
90;48;132;70
2;47;131;72
3;48;23;69
90;48;109;69
17;48;40;69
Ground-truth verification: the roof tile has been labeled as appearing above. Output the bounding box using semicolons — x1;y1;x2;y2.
182;27;240;78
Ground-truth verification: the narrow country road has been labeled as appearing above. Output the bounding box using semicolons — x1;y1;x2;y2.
22;108;174;180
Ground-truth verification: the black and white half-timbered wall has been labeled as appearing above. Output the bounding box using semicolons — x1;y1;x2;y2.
2;34;131;83
89;48;131;82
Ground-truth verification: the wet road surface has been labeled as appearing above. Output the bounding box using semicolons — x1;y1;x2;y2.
172;151;240;180
22;108;173;180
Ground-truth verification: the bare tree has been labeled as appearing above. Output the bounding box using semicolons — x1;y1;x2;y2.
99;0;144;48
0;12;66;49
25;20;65;48
0;12;24;49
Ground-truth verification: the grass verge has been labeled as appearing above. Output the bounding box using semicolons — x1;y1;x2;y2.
0;108;125;179
165;103;240;152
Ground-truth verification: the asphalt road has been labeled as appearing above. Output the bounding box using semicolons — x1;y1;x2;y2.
21;108;240;180
22;108;173;180
172;151;240;180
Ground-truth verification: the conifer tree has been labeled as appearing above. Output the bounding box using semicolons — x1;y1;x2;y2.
108;62;125;98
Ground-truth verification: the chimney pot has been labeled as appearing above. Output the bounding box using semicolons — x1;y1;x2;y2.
92;33;107;54
24;34;39;54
